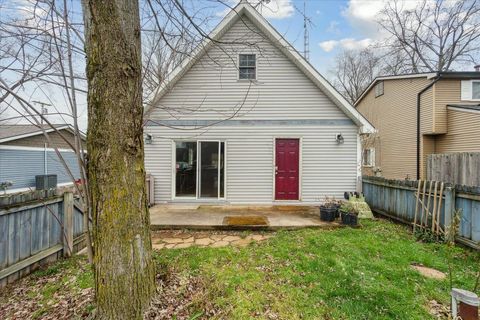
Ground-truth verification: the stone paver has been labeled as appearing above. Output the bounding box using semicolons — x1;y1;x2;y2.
195;238;215;246
222;235;241;242
151;231;274;250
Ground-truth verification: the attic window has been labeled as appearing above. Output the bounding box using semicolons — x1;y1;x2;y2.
239;54;256;80
375;81;384;98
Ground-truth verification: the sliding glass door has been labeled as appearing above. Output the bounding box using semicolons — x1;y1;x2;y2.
174;140;225;199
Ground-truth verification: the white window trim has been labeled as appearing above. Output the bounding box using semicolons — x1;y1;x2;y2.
237;53;257;81
172;139;227;201
362;148;375;167
471;80;480;101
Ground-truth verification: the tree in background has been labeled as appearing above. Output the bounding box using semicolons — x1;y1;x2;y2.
332;48;381;104
379;0;480;72
331;0;480;104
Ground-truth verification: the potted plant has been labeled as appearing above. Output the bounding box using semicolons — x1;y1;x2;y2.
320;197;338;222
339;202;359;226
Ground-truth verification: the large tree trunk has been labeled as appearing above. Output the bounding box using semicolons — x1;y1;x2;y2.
81;1;155;319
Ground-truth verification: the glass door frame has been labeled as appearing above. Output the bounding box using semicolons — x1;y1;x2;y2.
197;140;226;200
173;139;226;200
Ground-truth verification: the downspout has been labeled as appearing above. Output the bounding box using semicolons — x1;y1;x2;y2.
416;74;441;180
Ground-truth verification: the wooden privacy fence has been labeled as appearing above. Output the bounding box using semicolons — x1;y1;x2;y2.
0;189;86;287
427;152;480;187
363;176;480;249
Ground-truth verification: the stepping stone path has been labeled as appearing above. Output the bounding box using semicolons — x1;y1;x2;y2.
151;230;273;250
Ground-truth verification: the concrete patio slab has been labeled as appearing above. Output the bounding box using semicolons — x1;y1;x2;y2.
149;204;340;230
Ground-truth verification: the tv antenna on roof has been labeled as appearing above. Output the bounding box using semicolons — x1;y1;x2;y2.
294;1;315;61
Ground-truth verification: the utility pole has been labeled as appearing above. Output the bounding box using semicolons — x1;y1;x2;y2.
32;101;51;125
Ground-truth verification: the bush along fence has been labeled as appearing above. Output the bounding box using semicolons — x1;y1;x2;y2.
0;189;86;287
362;176;480;249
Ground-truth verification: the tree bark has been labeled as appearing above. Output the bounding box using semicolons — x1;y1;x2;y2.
81;1;155;319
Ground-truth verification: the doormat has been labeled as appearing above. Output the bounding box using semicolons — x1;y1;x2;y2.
223;215;269;226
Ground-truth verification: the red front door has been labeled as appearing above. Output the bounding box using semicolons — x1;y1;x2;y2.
275;139;299;200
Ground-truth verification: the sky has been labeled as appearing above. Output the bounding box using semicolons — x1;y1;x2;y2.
231;0;392;75
1;0;467;131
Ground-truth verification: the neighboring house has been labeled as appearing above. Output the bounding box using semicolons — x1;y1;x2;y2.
355;71;480;180
0;124;84;192
143;1;373;205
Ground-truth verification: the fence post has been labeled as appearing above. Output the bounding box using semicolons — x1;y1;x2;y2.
63;192;74;257
444;186;455;231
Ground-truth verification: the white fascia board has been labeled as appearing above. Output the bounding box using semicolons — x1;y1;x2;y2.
144;3;246;116
144;1;375;132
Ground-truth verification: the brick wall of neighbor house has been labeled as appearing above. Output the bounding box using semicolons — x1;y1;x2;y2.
435;108;480;153
1;129;79;149
356;77;434;180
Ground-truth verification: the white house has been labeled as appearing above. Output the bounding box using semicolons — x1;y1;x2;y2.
144;0;374;205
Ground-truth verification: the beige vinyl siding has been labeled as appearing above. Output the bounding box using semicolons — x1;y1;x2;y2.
144;124;358;204
432;79;460;134
436;108;480;153
420;86;434;133
1;129;80;149
356;77;433;179
148;16;348;121
421;135;435;179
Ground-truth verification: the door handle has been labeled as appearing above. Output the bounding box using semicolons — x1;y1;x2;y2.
275;166;278;175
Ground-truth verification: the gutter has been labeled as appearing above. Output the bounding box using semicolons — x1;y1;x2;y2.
416;74;441;180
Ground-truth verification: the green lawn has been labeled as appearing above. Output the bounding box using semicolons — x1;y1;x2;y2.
156;220;479;319
1;219;478;319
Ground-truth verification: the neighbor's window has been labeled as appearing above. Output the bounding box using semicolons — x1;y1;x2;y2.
239;54;256;80
374;81;384;97
363;148;375;167
473;81;480;99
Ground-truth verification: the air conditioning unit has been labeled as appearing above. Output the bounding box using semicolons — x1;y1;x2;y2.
35;175;57;190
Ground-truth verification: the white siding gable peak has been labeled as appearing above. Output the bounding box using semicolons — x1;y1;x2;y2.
145;0;374;133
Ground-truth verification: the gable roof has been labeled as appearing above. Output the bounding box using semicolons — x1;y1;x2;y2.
145;0;374;133
354;73;437;107
355;71;480;106
0;124;85;143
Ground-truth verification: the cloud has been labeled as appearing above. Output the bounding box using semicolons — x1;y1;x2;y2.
318;38;372;52
218;0;294;19
327;20;340;34
342;0;418;40
318;40;338;52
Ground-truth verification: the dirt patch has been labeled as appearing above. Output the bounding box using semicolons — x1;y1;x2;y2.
223;215;269;226
0;259;94;320
145;270;220;319
411;264;446;279
427;299;449;319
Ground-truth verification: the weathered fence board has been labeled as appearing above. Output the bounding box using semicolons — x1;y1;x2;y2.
363;176;480;249
0;190;85;287
427;153;480;187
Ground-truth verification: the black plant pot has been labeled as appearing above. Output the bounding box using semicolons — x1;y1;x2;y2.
320;206;336;222
334;204;341;218
341;213;358;226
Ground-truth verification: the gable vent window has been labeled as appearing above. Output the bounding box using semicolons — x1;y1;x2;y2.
374;81;384;98
239;54;256;80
